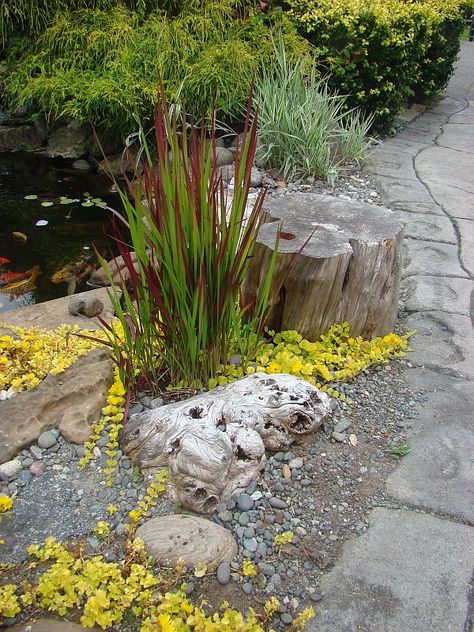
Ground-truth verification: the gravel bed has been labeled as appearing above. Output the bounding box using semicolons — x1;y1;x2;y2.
0;352;422;630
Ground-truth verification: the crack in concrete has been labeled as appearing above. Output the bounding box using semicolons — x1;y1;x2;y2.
410;98;474;282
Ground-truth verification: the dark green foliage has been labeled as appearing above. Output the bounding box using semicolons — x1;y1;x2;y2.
286;0;468;131
3;1;307;137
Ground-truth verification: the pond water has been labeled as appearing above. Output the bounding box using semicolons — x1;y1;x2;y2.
0;152;120;314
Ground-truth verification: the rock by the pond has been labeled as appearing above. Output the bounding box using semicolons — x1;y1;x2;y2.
332;431;346;442
0;288;115;332
0;349;113;463
333;419;351;434
0;459;22;481
69;294;104;318
72;158;92;171
45;120;95;159
136;514;238;566
37;430;57;449
9;619;99;631
0;125;44;151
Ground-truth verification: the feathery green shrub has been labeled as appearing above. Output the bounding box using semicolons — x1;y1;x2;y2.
3;1;308;137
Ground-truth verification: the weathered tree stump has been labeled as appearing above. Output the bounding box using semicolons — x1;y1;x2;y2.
121;373;330;513
244;193;404;339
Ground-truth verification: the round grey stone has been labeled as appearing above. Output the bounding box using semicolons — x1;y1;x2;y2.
37;431;57;449
216;562;231;585
242;582;254;595
243;538;258;553
237;494;254;512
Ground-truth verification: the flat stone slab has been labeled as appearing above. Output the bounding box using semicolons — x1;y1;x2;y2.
450;100;474;124
438;123;474;154
404;311;474;379
376;176;440;208
402;238;467;279
401;275;472;316
387;395;474;523
429;96;467;117
10;620;95;632
0;349;113;463
391;210;456;244
136;514;238;567
426;181;474;221
308;508;474;632
416;146;474;195
0;288;114;331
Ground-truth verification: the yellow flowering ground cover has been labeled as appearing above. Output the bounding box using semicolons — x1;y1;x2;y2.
0;534;315;630
0;323;105;394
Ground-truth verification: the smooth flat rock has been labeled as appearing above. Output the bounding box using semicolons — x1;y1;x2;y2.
387;409;474;523
401;275;472;316
9;620;96;632
404;311;474;379
457;218;474;276
416;146;474;195
308;508;474;632
136;514;238;566
0;349;113;463
401;238;468;279
438;123;474;154
0;288;115;331
391;210;456;244
390;199;443;216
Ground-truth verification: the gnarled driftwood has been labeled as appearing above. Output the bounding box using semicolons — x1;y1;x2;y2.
121;373;330;513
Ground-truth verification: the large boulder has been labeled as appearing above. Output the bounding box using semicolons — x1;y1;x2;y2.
0;125;43;151
45;120;95;159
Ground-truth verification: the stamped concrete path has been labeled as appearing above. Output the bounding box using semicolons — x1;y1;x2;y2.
309;42;474;632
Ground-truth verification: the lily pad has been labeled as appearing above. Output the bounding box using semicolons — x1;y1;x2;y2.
83;192;91;197
24;194;38;200
81;201;94;207
41;201;54;207
60;198;76;205
94;201;108;209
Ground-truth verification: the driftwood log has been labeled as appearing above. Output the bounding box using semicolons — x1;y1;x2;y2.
243;193;404;340
121;373;331;513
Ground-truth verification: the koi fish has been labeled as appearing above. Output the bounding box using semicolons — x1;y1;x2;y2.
0;266;41;286
0;257;11;264
0;266;41;294
12;231;27;241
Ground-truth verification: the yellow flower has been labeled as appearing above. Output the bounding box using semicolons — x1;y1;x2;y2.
0;494;13;513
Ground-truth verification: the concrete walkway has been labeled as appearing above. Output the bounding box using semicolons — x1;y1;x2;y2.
309;42;474;632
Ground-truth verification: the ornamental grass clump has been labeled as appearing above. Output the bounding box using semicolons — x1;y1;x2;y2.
254;37;373;183
100;94;278;392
